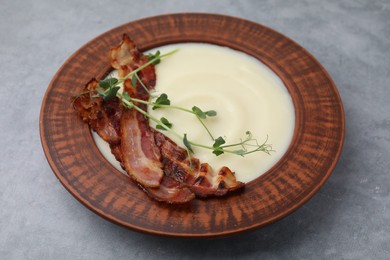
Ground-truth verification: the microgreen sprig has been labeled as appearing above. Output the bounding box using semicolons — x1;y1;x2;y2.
126;95;217;140
146;50;161;65
91;49;178;97
74;48;274;160
117;91;273;157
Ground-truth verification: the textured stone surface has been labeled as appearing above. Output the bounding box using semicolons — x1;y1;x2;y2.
1;0;389;259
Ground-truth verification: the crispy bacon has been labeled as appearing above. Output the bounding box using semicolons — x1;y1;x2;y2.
110;34;156;100
120;108;163;188
143;177;195;204
111;35;197;202
73;78;123;147
74;34;245;204
111;35;164;188
154;132;244;198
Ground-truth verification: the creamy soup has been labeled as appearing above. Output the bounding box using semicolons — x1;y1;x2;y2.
93;43;295;183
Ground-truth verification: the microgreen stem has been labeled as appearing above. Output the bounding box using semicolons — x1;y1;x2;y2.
196;117;214;140
126;97;214;140
122;49;178;81
128;97;192;113
187;141;269;156
118;92;182;139
117;92;271;156
71;89;95;104
133;72;151;95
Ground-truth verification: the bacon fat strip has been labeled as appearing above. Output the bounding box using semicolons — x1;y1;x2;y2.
120;108;164;188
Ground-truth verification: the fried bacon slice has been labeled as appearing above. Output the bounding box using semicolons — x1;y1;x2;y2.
111;35;164;188
154;132;244;198
73;79;122;144
111;35;192;199
142;177;195;204
74;34;244;204
73;79;124;164
110;34;156;100
120;108;164;188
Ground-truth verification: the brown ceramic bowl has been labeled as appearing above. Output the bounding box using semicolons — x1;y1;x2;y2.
40;13;344;238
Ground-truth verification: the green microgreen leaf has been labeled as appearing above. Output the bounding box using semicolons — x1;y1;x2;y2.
212;149;224;156
118;92;133;109
192;106;216;119
160;117;172;128
183;134;194;154
205;110;217;117
153;93;170;109
192;106;207;119
122;91;131;101
131;74;138;87
212;136;226;156
146;50;161;65
103;86;120;101
156;117;173;130
213;136;226;148
99;78;118;90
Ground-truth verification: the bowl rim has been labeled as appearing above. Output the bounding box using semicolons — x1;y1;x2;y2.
40;13;345;238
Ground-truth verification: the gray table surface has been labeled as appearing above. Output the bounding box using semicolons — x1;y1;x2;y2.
1;0;389;259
